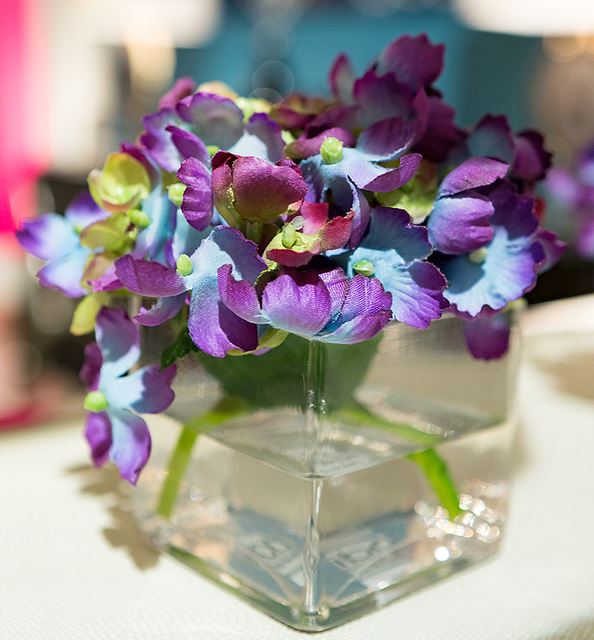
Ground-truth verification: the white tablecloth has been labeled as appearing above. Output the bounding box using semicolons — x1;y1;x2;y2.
2;297;594;640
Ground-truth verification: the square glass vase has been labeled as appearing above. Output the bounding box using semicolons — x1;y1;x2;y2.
132;313;518;632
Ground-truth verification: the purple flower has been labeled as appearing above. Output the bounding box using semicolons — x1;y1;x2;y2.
459;115;552;189
140;91;284;173
211;153;308;225
219;266;392;345
16;191;107;297
300;120;422;243
81;308;176;484
463;313;512;361
435;182;547;317
115;226;266;357
347;207;447;328
428;157;510;255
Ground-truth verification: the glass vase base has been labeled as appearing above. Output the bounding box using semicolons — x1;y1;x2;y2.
132;420;509;632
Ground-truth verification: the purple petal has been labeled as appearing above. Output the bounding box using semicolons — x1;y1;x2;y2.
65;191;108;228
167;125;210;167
218;264;263;323
490;183;539;238
134;294;186;326
512;130;552;182
108;408;151;484
262;271;332;336
140;108;183;173
115;255;186;297
80;342;103;391
188;291;259;358
177;157;213;231
576;218;594;258
176;92;244;149
231;113;285;163
16;213;76;261
546;168;582;207
535;229;566;273
95;308;141;378
158;77;197;110
390;261;447;328
37;248;90;297
318;268;349;317
440;157;509;196
107;365;176;414
468;115;514;164
185;227;265;357
321;275;392;344
90;262;121;293
412;96;460;164
231;157;308;222
463;313;511;361
428;194;495;255
353;71;415;129
363;152;421;192
349;183;372;248
85;412;112;468
285;127;356;161
376;34;444;90
269;93;330;130
357;118;417;161
329;53;355;103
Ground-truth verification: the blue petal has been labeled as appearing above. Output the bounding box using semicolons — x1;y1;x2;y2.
184;227;265;357
108;408;151;484
37;246;91;297
17;213;78;261
105;365;176;414
439;228;544;316
134;188;176;262
96;308;141;380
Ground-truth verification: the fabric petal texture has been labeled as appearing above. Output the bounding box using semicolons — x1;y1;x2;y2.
95;308;141;379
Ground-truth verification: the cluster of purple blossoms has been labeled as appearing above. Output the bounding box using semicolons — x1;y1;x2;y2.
547;141;594;258
17;34;563;482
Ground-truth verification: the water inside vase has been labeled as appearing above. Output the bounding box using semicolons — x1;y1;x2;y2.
132;401;513;631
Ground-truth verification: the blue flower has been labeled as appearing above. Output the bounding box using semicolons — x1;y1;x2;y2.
16;192;107;297
81;308;176;484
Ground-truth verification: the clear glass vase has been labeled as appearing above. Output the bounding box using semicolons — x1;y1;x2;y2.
131;313;518;632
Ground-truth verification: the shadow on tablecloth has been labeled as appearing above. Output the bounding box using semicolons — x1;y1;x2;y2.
535;617;594;639
66;463;160;571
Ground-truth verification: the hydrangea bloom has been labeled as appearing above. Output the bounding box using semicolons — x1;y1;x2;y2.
16;33;562;482
81;308;175;483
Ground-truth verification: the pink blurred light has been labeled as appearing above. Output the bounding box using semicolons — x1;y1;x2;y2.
0;0;49;235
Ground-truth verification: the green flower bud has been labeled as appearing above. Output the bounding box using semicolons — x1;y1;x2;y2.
207;145;220;157
168;183;186;208
84;391;109;413
128;209;150;228
468;247;488;264
352;259;375;277
176;253;193;276
282;224;298;248
320;137;344;164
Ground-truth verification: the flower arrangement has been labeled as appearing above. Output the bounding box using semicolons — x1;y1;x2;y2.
18;34;562;492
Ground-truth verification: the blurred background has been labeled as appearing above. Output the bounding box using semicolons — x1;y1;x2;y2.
2;0;594;428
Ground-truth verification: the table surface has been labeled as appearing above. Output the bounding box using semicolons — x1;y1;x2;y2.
2;296;594;640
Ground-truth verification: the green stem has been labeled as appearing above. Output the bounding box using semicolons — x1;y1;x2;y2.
156;396;249;519
407;449;462;519
333;400;462;519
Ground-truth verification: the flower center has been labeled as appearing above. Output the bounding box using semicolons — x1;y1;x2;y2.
320;137;344;164
468;247;489;264
353;259;375;277
176;253;194;276
84;391;109;413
